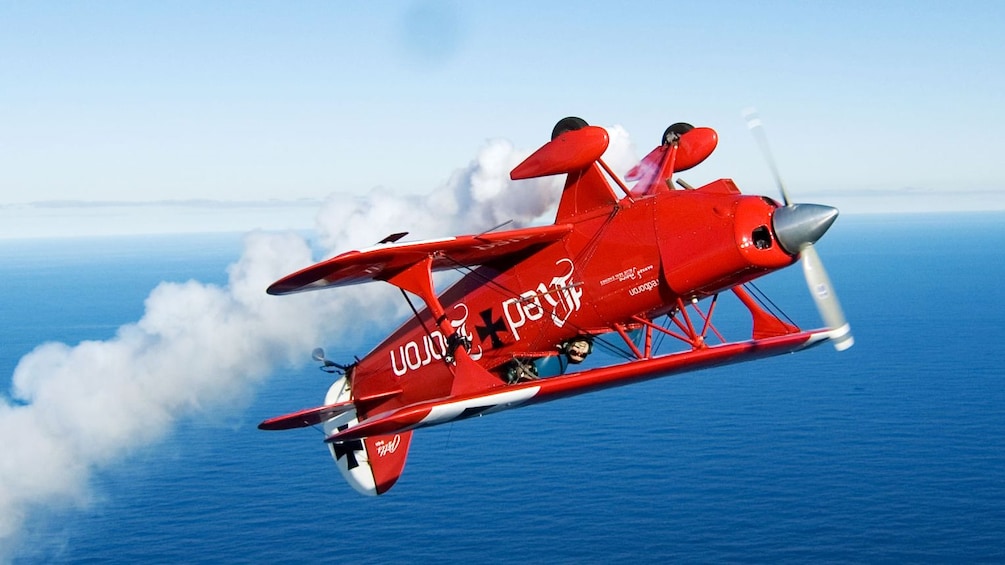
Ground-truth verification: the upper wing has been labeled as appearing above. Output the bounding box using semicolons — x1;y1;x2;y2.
268;223;573;295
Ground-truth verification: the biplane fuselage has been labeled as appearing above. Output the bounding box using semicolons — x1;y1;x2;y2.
352;181;792;411
261;120;850;495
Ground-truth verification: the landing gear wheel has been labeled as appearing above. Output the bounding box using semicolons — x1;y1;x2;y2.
551;116;589;140
663;122;694;145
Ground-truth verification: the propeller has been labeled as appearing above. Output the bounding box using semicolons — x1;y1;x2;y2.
744;109;854;351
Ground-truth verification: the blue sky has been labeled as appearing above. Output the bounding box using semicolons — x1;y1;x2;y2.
2;1;1004;221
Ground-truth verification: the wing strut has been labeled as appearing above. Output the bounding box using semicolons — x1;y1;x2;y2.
604;288;800;362
383;256;501;396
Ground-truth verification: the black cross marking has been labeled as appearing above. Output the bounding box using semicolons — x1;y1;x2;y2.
332;424;365;470
475;307;507;349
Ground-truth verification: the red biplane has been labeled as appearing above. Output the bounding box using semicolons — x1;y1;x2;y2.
259;116;853;495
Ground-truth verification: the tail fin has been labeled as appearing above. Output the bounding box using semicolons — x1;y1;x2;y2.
326;429;413;496
511;121;618;222
321;375;413;495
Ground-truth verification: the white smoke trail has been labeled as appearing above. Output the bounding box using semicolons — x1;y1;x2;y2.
314;127;636;251
0;127;636;552
0;231;327;548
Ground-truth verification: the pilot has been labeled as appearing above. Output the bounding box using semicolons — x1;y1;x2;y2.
504;359;539;384
504;336;594;384
561;336;593;365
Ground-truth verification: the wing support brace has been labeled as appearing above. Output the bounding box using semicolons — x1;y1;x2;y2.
382;256;500;396
731;286;800;339
607;287;800;361
384;257;460;353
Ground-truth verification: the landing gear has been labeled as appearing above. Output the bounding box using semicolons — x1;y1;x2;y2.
551;116;589;140
662;122;694;145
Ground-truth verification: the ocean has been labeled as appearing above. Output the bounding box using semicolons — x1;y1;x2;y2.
2;213;1003;563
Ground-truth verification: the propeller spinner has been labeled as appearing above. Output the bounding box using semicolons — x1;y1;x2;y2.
746;110;854;351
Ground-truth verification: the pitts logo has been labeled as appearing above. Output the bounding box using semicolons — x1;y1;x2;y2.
374;434;401;457
390;304;482;377
502;258;583;341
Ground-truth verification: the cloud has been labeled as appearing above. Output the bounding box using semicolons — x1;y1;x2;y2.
314;137;563;251
0;129;611;552
0;230;325;543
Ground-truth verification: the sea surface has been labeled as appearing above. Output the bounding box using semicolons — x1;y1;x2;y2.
2;214;1004;563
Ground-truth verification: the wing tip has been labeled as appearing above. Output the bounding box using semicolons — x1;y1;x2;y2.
258;401;356;431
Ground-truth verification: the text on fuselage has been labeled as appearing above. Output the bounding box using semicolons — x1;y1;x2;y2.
389;304;482;377
503;258;584;341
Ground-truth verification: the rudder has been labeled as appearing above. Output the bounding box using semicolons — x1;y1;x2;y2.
322;376;413;495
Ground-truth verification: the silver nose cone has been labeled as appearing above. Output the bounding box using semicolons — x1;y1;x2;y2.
772;203;839;255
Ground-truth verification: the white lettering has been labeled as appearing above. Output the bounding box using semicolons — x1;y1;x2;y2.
600;264;655;287
503;291;545;341
404;341;421;370
449;304;482;361
390;348;407;376
503;258;585;341
628;279;659;296
502;296;527;341
374;434;402;457
429;331;444;360
390;304;483;376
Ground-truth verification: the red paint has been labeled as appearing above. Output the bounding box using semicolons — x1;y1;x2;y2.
262;119;846;495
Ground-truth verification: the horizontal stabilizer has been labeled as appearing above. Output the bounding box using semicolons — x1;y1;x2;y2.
326;403;433;443
258;400;356;431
